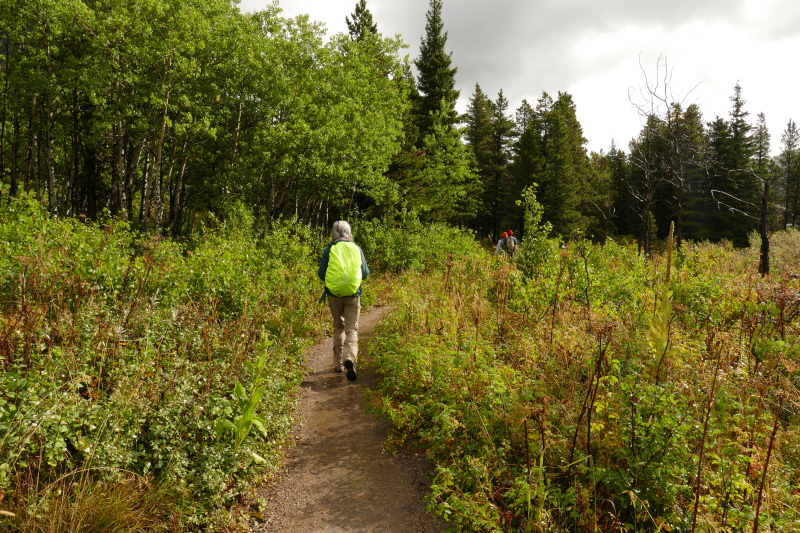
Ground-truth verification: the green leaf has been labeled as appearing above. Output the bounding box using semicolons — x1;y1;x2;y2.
251;416;267;436
214;419;235;438
233;382;246;401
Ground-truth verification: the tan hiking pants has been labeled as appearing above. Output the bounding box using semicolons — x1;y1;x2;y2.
327;295;360;370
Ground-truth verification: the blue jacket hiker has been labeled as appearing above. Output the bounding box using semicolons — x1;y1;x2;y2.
317;220;369;382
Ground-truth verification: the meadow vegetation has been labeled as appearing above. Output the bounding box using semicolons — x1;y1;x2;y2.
0;194;474;530
370;195;800;532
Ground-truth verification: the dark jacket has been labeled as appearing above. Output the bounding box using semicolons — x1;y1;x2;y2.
318;239;370;297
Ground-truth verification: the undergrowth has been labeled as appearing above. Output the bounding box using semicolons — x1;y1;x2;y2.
0;195;331;529
0;195;475;530
370;198;800;532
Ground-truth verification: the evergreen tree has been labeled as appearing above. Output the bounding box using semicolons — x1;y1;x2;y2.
346;0;378;41
414;0;459;137
486;90;516;239
729;83;754;169
779;119;800;228
581;151;614;243
753;113;770;169
509;92;590;237
510;99;538;232
542;92;588;235
464;84;493;235
753;112;774;274
706;84;758;246
399;105;478;221
628;115;667;254
651;102;708;246
606;141;637;238
384;61;423;218
465;83;492;178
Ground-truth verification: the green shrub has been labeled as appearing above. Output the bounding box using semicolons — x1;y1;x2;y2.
0;195;327;527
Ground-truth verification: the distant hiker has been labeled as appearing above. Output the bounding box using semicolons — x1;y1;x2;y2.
494;232;508;256
318;220;369;381
503;230;518;257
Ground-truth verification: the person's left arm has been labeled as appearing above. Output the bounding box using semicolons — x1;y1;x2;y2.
360;247;370;280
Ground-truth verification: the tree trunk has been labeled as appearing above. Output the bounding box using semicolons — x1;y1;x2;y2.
45;93;57;216
168;150;188;235
759;178;770;275
0;37;8;200
639;203;651;256
35;128;42;200
123;139;144;220
27;94;38;198
264;173;276;236
111;105;125;217
70;87;81;215
785;162;791;230
167;136;186;224
168;159;188;236
151;94;170;235
675;185;684;249
84;145;99;219
141;146;152;230
10;118;19;197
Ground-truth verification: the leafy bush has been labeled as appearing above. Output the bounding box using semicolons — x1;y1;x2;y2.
0;195;329;528
353;214;480;274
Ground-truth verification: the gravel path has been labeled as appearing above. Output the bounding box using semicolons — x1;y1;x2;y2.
255;306;450;533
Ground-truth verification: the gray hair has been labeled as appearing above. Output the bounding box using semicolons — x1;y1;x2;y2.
331;220;354;242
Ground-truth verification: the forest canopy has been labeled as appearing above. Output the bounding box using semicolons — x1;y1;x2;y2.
0;0;799;252
0;0;408;234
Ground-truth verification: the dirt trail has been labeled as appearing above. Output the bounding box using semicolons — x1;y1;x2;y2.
255;306;449;533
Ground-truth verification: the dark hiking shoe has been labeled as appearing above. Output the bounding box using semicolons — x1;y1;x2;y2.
344;360;357;382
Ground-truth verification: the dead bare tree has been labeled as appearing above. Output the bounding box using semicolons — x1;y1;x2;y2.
629;54;707;249
626;116;663;256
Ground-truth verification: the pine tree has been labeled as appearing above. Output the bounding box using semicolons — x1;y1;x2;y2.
511;100;536;184
346;0;378;41
585;150;615;243
606;141;637;238
545;92;588;235
464;84;492;233
657;102;708;246
400;105;479;221
753;112;772;274
706;84;759;245
384;61;424;217
414;0;459;137
779;119;800;228
486;90;516;239
729;83;754;169
628;115;667;255
465;83;492;176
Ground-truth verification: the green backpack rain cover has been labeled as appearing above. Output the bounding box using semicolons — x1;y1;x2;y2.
325;241;363;297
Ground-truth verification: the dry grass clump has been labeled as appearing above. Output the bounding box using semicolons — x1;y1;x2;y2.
1;473;176;533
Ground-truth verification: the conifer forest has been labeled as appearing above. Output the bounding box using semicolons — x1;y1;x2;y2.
1;0;799;531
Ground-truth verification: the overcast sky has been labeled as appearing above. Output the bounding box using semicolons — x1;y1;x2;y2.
239;0;800;156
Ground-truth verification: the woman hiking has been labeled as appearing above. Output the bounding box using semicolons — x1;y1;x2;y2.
318;220;370;381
